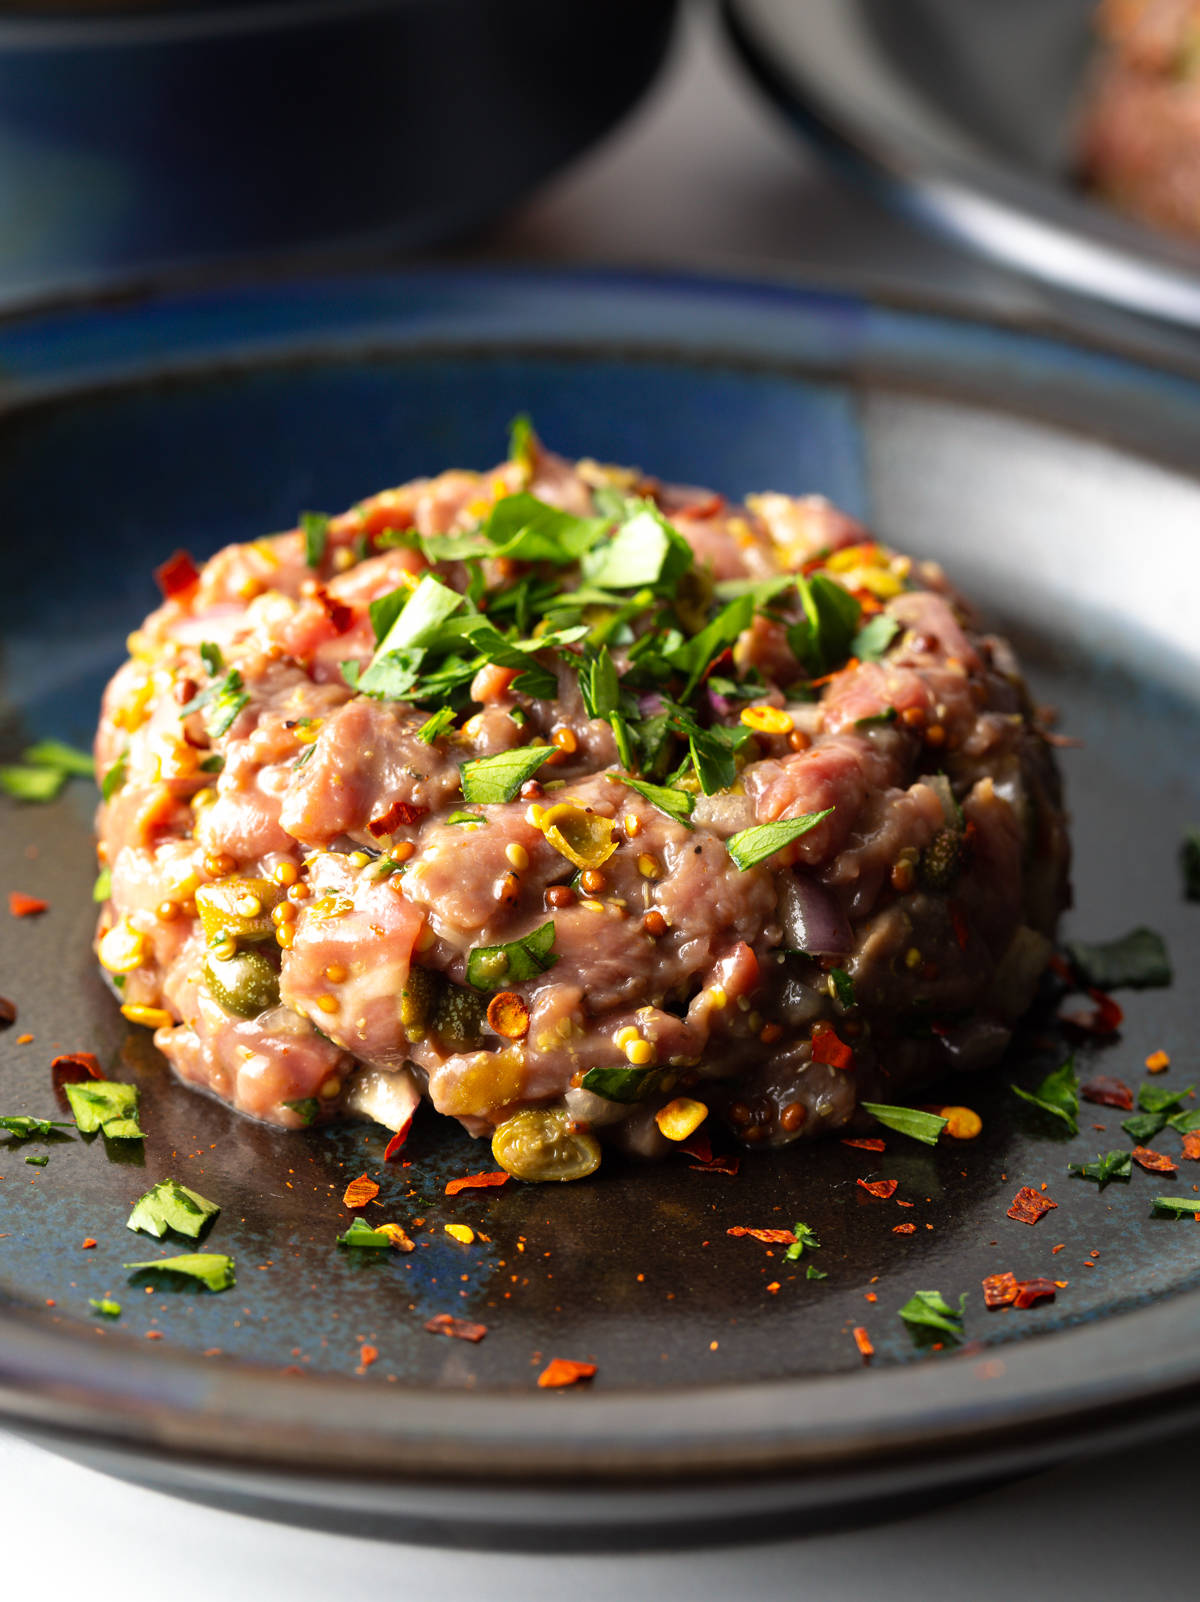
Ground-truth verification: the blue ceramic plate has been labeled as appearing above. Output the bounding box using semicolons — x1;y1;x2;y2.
2;267;1200;1547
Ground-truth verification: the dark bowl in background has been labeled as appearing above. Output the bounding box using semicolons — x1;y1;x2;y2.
0;0;678;301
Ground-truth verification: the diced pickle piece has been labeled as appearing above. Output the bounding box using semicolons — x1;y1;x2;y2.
202;947;280;1017
399;965;438;1043
919;828;965;892
196;877;283;945
433;984;488;1052
492;1106;602;1183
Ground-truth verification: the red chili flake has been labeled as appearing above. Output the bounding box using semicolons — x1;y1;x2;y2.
808;659;860;688
538;1358;597;1389
690;1153;740;1176
842;1137;886;1152
154;549;200;600
425;1313;487;1343
726;1226;796;1244
444;1170;509;1197
81;1238;97;1250
679;1130;712;1163
51;1051;103;1085
852;1326;874;1362
1061;988;1123;1036
357;1343;379;1371
982;1271;1019;1309
1080;1076;1134;1111
342;1173;380;1209
1183;1133;1200;1162
1007;1186;1058;1225
892;1222;917;1235
857;1178;898;1200
145;1330;164;1341
1013;1278;1058;1310
9;893;48;918
316;590;355;634
1131;1145;1178;1175
1051;1243;1066;1254
0;997;16;1029
811;1022;852;1070
368;799;428;838
382;1124;412;1162
949;901;970;951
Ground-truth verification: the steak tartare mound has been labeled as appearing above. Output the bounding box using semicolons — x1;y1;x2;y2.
93;427;1069;1180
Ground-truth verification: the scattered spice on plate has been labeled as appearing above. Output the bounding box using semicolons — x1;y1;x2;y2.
852;1326;874;1362
357;1344;379;1372
1013;1278;1058;1310
9;892;48;918
841;1137;886;1153
382;1127;411;1162
342;1173;380;1209
1145;1049;1170;1073
445;1224;475;1245
1132;1146;1178;1175
893;1223;917;1235
982;1271;1019;1309
689;1153;740;1175
726;1226;796;1244
857;1178;898;1200
1007;1186;1058;1224
1182;1133;1200;1161
1080;1075;1133;1111
537;1358;597;1389
425;1313;487;1342
445;1170;510;1197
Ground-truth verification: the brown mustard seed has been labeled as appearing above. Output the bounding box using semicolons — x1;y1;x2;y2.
287;882;311;902
924;724;946;747
546;885;575;910
156;900;181;922
579;868;606;895
551;726;578;754
780;1101;807;1133
788;730;811;752
173;678;198;707
204;852;236;879
271;901;297;925
728;1101;752;1126
642;910;668;938
900;706;926;728
890;859;916;893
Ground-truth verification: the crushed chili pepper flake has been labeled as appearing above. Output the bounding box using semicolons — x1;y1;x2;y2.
154;548;200;599
982;1271;1019;1309
726;1226;796;1244
766;1281;781;1294
537;1358;597;1389
357;1343;379;1371
16;1033;32;1045
1013;1278;1058;1310
80;1238;97;1250
1132;1145;1178;1175
1081;1075;1134;1111
382;1125;411;1162
1145;1049;1170;1073
852;1326;874;1362
444;1170;509;1197
892;1222;917;1235
51;1050;103;1085
1007;1186;1058;1225
895;1198;914;1208
856;1178;898;1200
841;1137;886;1152
9;892;48;918
1061;987;1123;1036
342;1173;380;1209
425;1313;487;1343
1182;1133;1200;1162
689;1153;740;1175
1051;1242;1065;1254
367;798;427;838
811;1022;853;1070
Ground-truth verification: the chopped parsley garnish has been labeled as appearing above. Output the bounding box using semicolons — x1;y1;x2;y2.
1122;1110;1171;1142
126;1178;220;1240
583;502;692;593
806;1265;828;1281
283;1098;319;1126
301;510;329;569
1066;927;1172;990
124;1253;235;1292
1168;1107;1200;1135
460;746;553;804
417;707;456;745
898;1288;967;1342
508;412;535;477
0;764;67;802
93;868;113;902
199;641;224;676
830;968;856;1007
89;1298;121;1317
852;614;900;661
726;809;834;871
1152;1197;1200;1217
447;809;484;826
467;921;558;991
337;1218;393;1249
1138;1081;1194;1115
784;1222;821;1261
64;1080;144;1140
0;1115;71;1139
788;573;861;677
24;1154;47;1167
207;673;250;738
855;708;897;729
22;739;94;777
100;751;129;802
617;775;695;828
859;1101;947;1146
1011;1058;1079;1135
1068;1150;1133;1187
578;1064;672;1104
1124;1084;1196;1142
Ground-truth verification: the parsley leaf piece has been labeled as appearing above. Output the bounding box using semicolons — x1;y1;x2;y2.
579;648;621;720
301;511;330;569
199;641;224;676
93;868;113;903
508;412;535;475
337;1217;393;1249
684;720;754;796
64;1081;144;1140
617;775;695;828
1168;1108;1200;1134
830;968;856;1007
89;1298;121;1317
898;1289;967;1342
0;1115;71;1139
369;574;465;659
126;1178;220;1240
206;673;249;738
481;493;609;565
1152;1197;1200;1217
668;592;755;701
784;1222;821;1261
466;921;558;992
1068;1150;1133;1187
0;764;67;801
283;1098;319;1126
860;1101;947;1146
1122;1110;1169;1142
855;708;898;729
447;809;484;826
123;1252;235;1292
100;751;129;802
1011;1058;1079;1135
25;1154;47;1167
1139;1082;1194;1115
1066;927;1172;990
417;707;456;745
356;649;424;702
22;739;94;778
584;502;693;593
789;574;861;677
852;614;901;662
578;1064;673;1104
726;809;834;871
806;1265;828;1281
460;746;553;804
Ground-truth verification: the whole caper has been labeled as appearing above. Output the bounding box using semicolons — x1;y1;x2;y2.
202;946;280;1017
432;983;488;1052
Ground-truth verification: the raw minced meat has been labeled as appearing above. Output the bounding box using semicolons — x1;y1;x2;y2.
93;431;1070;1179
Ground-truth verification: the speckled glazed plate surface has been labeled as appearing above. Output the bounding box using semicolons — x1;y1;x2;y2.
2;267;1200;1547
